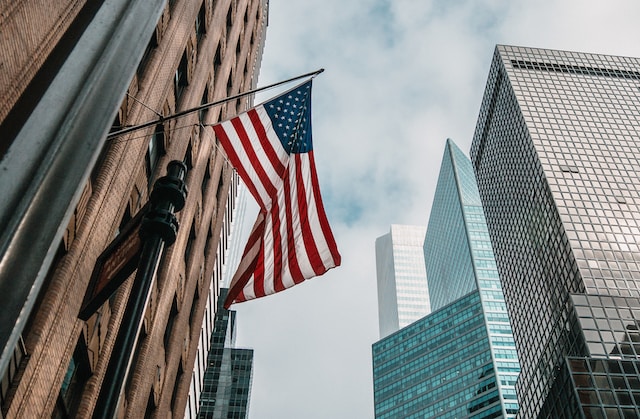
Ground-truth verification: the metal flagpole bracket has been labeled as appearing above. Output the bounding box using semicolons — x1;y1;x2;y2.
107;69;326;140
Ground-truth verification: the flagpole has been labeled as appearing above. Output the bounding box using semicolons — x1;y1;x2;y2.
107;68;325;139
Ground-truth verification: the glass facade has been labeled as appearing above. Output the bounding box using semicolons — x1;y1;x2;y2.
186;176;248;418
470;45;640;417
372;140;519;418
376;225;430;338
198;289;254;419
374;292;506;418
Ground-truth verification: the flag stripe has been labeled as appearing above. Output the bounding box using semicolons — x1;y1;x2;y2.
307;151;341;265
289;157;317;279
293;154;324;278
231;117;278;198
230;116;278;205
216;111;288;208
282;165;304;285
248;109;287;177
216;80;341;308
225;213;265;308
213;124;266;208
270;198;285;293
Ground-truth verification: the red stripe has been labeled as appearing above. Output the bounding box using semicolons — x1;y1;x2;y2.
223;214;266;308
282;164;304;283
213;125;266;208
248;109;287;178
307;151;341;265
252;238;266;298
294;155;325;275
247;215;266;299
269;199;285;292
230;118;278;205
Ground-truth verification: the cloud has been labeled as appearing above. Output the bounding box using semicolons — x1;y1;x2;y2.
235;1;640;418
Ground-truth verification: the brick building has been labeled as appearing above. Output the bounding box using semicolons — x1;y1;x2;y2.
0;0;267;417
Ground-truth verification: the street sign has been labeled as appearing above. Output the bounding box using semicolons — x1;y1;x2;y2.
79;204;148;320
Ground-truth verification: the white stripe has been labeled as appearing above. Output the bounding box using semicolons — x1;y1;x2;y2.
275;181;295;290
287;156;316;279
261;208;276;295
300;153;337;270
220;108;287;207
242;278;256;301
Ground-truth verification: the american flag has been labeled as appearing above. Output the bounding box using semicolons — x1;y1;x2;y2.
213;80;341;308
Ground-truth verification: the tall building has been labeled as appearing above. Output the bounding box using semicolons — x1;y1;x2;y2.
470;45;640;417
197;289;253;419
0;1;267;418
372;140;519;418
375;224;429;338
185;186;249;418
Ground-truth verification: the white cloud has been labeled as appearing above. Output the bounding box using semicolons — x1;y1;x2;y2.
235;1;640;418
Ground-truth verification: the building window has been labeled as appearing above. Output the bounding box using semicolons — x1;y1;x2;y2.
199;86;209;124
226;7;232;29
183;142;193;172
146;124;165;183
137;31;158;80
164;298;179;355
53;338;91;419
213;43;222;75
171;363;184;412
196;2;206;43
117;206;132;237
185;223;196;263
144;391;156;419
175;51;189;102
189;286;200;329
201;161;211;199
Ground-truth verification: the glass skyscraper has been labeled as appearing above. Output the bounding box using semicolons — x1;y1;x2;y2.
375;224;430;338
197;289;253;419
372;140;519;418
470;45;640;417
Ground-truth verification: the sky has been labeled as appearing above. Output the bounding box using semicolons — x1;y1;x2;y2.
230;1;640;418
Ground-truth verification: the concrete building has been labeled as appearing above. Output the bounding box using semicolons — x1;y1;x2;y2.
375;224;429;339
372;140;519;418
471;45;640;417
0;1;267;418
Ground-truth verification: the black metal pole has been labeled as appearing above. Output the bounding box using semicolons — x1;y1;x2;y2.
93;161;187;419
106;68;325;139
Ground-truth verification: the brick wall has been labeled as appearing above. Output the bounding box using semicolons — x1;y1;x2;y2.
0;0;267;417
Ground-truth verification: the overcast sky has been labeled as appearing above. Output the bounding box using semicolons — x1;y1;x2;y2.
230;1;640;418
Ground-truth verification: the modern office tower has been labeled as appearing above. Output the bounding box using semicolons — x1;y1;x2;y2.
470;45;640;417
0;1;267;418
375;224;430;338
197;289;253;419
185;184;248;417
372;140;519;418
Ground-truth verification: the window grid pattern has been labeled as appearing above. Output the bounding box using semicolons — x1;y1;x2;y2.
470;45;640;417
198;289;253;419
373;292;501;418
376;225;430;338
563;357;640;418
426;140;519;417
372;140;519;418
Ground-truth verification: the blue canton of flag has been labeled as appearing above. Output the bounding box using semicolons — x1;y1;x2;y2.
265;82;312;154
